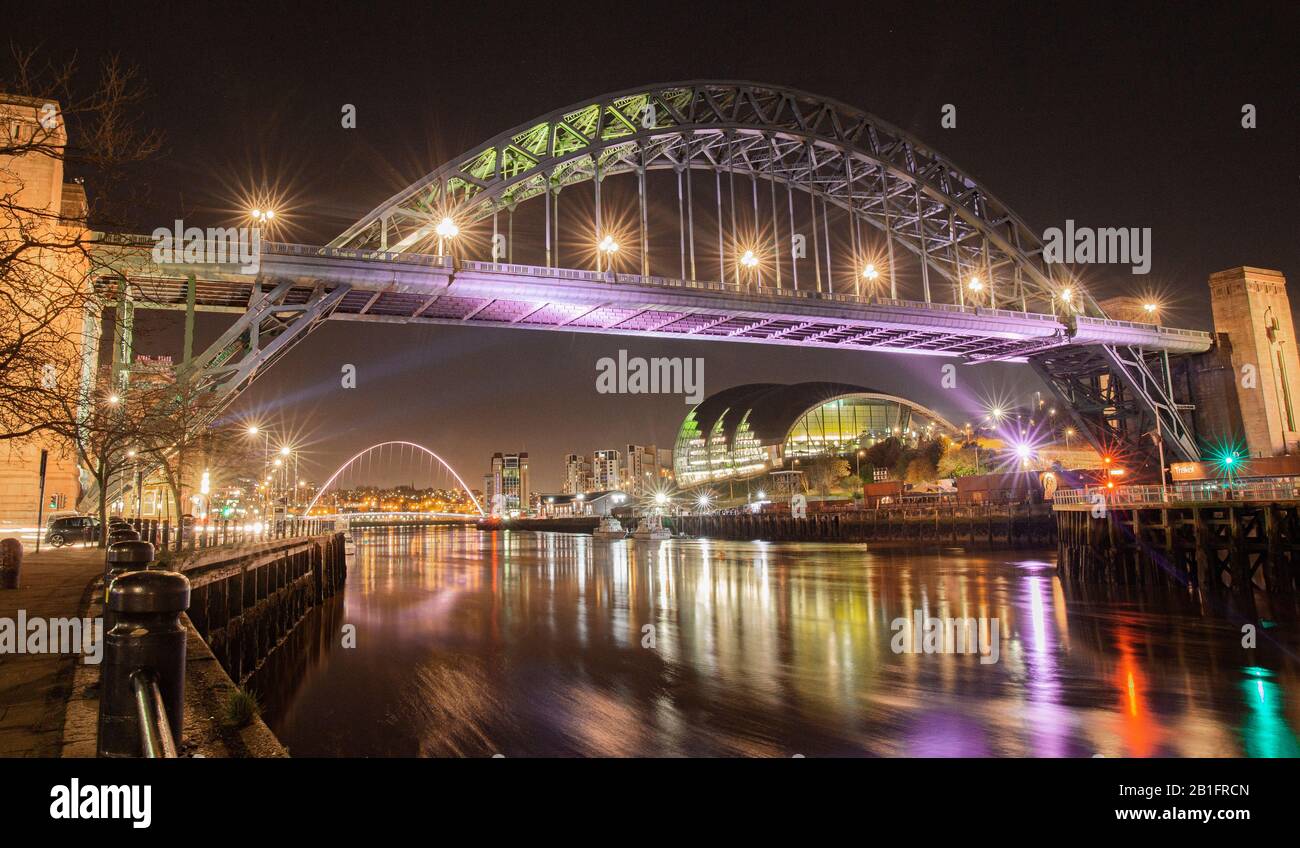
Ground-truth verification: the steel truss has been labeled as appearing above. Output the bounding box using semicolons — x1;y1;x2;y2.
333;81;1097;317
181;279;351;422
1029;344;1200;467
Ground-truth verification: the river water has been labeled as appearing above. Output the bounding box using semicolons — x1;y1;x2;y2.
253;526;1300;757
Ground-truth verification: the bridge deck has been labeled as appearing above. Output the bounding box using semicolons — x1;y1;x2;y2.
91;239;1211;361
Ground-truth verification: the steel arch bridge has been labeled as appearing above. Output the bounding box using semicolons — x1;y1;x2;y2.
303;441;485;517
85;80;1214;478
335;80;1095;318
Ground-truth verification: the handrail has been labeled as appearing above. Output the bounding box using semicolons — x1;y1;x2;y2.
130;669;177;758
1054;477;1300;507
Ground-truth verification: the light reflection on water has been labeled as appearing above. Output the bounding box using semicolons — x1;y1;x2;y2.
256;526;1300;758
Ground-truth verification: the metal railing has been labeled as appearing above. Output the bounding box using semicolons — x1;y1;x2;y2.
131;669;177;758
113;517;336;552
264;241;452;267
1054;477;1300;507
458;259;1067;322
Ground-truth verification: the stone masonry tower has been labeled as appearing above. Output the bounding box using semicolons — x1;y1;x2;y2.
1209;267;1300;457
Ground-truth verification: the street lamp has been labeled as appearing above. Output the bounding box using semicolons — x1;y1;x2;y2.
435;216;459;256
249;208;275;224
740;249;759;289
597;234;619;272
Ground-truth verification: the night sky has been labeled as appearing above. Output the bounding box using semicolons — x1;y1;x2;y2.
7;1;1296;490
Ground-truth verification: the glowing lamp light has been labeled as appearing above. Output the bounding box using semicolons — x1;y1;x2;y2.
967;276;984;292
280;445;292;456
654;492;669;506
200;470;211;496
247;425;259;435
435;217;459;239
862;264;880;281
107;394;120;405
598;234;619;254
1060;287;1074;302
696;494;712;508
740;250;758;268
1143;302;1159;315
756;490;766;500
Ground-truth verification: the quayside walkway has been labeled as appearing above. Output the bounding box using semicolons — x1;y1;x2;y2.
0;545;102;757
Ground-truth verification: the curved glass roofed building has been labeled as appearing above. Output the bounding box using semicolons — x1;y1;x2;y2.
673;382;958;487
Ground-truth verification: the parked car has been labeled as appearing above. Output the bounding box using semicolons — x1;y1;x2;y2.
45;515;101;547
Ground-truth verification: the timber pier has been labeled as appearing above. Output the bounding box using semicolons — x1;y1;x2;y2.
673;504;1056;546
1054;481;1300;612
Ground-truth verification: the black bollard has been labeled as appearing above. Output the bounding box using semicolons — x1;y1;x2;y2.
107;527;140;549
97;569;190;758
103;540;155;627
0;538;22;589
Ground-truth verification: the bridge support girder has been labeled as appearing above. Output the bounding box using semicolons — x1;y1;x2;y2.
1029;343;1200;469
181;279;352;421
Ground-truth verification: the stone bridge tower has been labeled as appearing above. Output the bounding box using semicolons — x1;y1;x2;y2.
1208;266;1300;457
0;95;91;534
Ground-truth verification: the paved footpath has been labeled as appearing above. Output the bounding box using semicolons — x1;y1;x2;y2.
0;544;103;757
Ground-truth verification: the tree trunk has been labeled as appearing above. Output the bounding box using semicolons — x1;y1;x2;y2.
97;466;109;547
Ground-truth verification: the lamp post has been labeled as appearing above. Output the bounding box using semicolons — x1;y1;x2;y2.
740;249;759;290
597;234;619;274
436;216;459;257
862;263;880;301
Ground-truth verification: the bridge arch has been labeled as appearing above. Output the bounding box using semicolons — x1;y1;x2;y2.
304;441;485;517
333;80;1098;317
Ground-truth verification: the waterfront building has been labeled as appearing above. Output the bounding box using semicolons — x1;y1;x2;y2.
623;444;658;496
592;449;621;491
537;490;628;518
562;453;593;495
488;452;530;515
672;382;959;487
